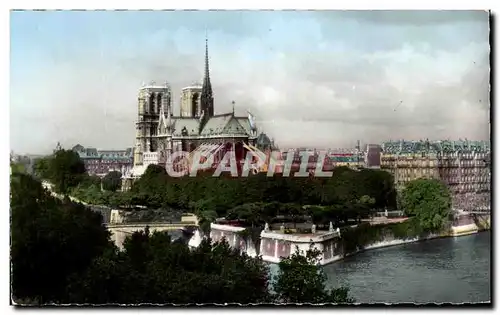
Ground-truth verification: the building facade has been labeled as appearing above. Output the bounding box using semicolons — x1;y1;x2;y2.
127;37;259;180
72;144;133;177
134;83;173;164
380;139;491;212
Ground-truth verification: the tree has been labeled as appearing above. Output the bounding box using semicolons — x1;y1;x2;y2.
357;169;397;209
66;232;272;304
285;203;306;229
79;174;102;189
192;199;218;235
102;171;122;192
10;162;26;175
226;203;263;227
307;205;329;226
48;149;86;194
10;173;112;303
131;165;168;208
33;157;51;179
400;178;452;231
354;195;375;222
273;246;354;304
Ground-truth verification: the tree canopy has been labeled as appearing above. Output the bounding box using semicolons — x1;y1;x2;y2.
11;172;355;304
71;164;397;227
102;171;122;192
273;247;354;304
33;157;51;179
66;234;271;304
10;162;27;175
400;178;452;231
33;149;87;194
10;173;112;303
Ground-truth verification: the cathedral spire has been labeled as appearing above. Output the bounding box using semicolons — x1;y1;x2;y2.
200;33;214;118
204;33;210;87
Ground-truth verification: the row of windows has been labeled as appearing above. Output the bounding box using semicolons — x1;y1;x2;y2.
383;155;447;161
452;193;490;202
85;160;132;165
382;161;488;168
394;174;489;184
440;169;489;176
449;185;491;193
445;176;490;183
383;159;487;165
87;164;126;170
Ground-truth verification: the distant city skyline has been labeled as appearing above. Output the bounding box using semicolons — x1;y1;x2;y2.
10;10;490;154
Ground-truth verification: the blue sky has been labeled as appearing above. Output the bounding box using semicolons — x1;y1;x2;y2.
10;10;490;153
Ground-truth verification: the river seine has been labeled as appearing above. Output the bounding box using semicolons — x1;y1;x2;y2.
323;231;491;304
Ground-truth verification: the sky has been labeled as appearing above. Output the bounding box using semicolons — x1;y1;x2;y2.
10;10;490;154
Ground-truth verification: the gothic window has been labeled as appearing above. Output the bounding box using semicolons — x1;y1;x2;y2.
157;94;163;112
192;93;199;117
149;93;155;114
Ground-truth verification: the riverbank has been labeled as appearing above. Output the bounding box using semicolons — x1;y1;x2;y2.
330;233;446;263
204;216;491;266
324;224;490;265
42;183;490;266
323;231;491;304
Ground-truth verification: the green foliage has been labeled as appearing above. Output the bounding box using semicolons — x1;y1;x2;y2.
102;171;122;192
66;234;272;304
401;178;452;231
33;157;51;179
130;164;169;208
339;218;426;256
38;149;86;194
273;246;354;304
121;167;396;216
11;174;274;304
62;167;399;236
79;174;102;188
10;173;112;304
18;151;407;305
10;162;26;175
13;172;363;304
197;210;218;236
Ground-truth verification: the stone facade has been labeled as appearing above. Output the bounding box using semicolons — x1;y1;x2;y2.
72;144;133;177
381;139;491;212
126;38;259;181
259;229;342;265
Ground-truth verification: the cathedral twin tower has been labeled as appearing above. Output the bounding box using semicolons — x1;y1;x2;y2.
137;37;213;121
133;37;238;167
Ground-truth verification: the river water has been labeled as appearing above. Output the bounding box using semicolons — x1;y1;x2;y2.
323;231;491;304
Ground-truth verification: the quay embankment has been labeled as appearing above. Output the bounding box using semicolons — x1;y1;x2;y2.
42;180;490;265
199;214;491;266
99;209;491;264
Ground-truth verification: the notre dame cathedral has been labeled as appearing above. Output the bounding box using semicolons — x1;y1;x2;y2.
128;38;262;179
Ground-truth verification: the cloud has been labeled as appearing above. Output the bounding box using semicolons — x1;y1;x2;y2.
10;11;490;154
317;10;490;25
218;40;490;148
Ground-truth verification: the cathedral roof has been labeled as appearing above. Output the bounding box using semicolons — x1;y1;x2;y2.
257;132;272;145
158;112;254;138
